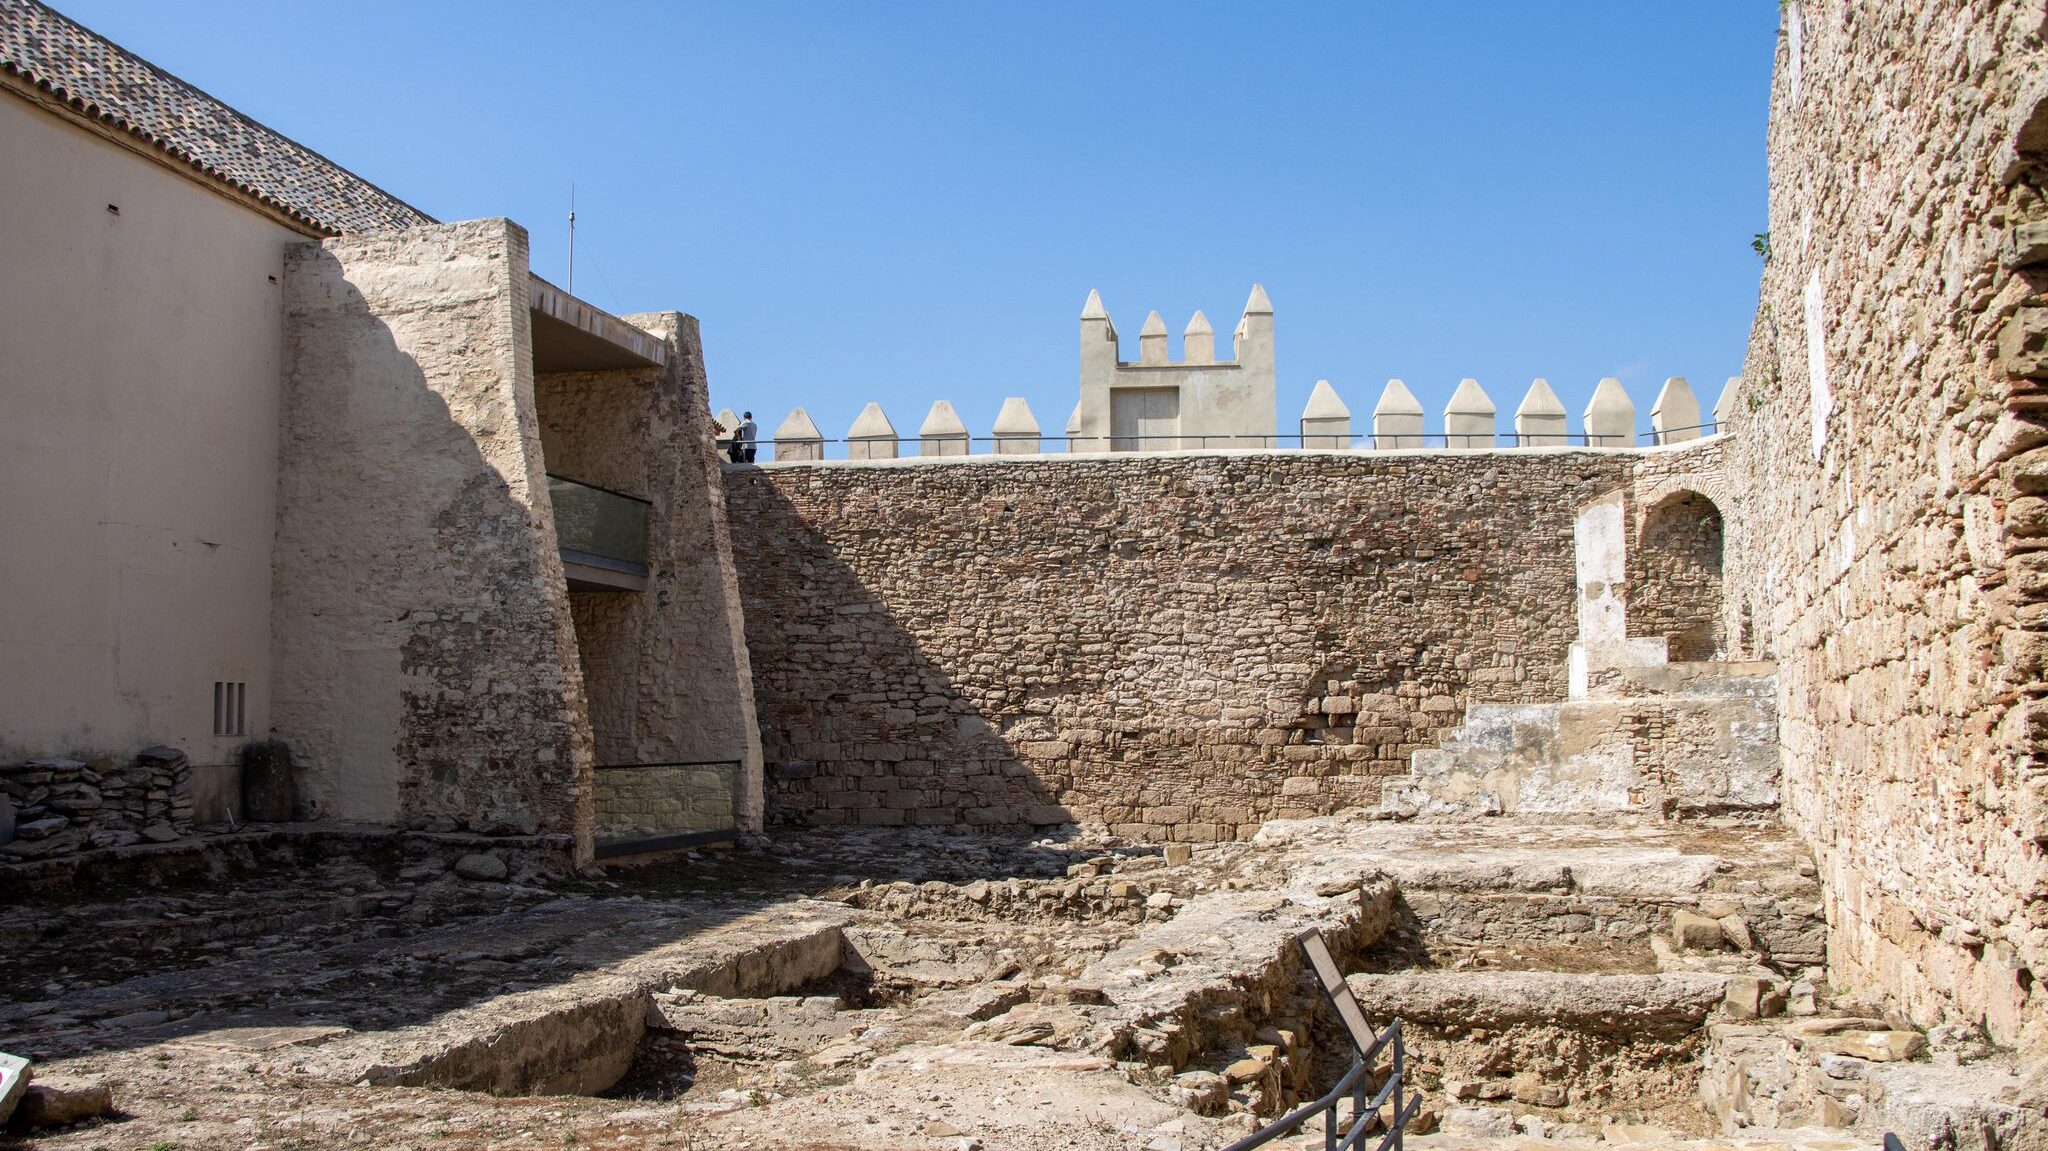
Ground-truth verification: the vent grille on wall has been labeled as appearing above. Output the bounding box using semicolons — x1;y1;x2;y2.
213;681;247;737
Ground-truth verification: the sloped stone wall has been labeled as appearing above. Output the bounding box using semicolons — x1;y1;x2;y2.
536;313;765;831
1721;2;2048;1049
726;451;1650;839
274;219;592;846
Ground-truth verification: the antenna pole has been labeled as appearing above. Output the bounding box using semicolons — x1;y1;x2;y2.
567;184;577;294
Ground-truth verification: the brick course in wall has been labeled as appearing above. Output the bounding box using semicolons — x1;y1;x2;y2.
726;451;1652;840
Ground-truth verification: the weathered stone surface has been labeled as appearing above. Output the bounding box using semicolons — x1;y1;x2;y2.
453;852;508;881
12;1076;111;1128
276;221;590;839
1800;1028;1926;1063
726;452;1645;837
1345;970;1729;1039
1728;0;2048;1048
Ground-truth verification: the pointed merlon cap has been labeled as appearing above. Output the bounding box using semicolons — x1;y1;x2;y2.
1713;376;1741;426
1066;401;1084;435
1303;379;1350;420
1651;376;1703;443
775;407;822;441
1445;377;1496;417
848;402;896;439
1139;310;1170;364
919;400;968;437
993;397;1040;436
715;408;739;434
1583;378;1636;444
1243;283;1273;315
1183;310;1215;364
1515;378;1566;419
1081;289;1109;321
1374;378;1424;417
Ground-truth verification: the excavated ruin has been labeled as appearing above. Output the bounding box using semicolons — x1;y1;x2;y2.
1;811;2033;1151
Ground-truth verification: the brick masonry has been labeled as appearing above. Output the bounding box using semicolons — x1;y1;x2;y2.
725;450;1677;839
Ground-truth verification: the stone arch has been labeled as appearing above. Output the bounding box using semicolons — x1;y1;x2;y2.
1631;489;1726;661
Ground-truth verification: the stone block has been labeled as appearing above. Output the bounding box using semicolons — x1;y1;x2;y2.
240;739;298;822
1720;975;1785;1021
1802;1029;1925;1062
12;1076;111;1129
2002;308;2048;379
454;853;508;881
1671;910;1729;951
2010;219;2048;267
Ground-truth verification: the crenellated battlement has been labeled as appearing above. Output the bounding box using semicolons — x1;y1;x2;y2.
739;286;1738;462
748;373;1737;462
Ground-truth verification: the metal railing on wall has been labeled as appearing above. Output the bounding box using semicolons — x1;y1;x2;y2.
548;474;652;574
590;759;741;859
1223;928;1422;1151
727;425;1722;462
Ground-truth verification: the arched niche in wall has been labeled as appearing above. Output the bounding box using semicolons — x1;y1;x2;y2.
1631;490;1727;662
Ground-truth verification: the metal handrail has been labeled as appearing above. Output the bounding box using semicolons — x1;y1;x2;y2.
1220;947;1420;1151
593;758;743;771
1219;1056;1365;1151
544;472;653;506
739;424;1722;459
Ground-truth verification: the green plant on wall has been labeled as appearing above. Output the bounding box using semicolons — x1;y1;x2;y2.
1752;232;1773;262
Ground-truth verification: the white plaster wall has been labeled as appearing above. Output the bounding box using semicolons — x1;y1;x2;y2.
0;95;299;769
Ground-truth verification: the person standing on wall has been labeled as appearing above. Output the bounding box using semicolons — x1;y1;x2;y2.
740;411;759;463
718;414;739;461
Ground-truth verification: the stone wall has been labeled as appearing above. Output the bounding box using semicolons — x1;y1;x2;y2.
0;746;193;859
536;312;765;830
1631;492;1726;661
590;762;741;844
727;450;1663;839
1721;2;2048;1049
273;219;593;846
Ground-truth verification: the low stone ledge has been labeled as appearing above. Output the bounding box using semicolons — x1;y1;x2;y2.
1346;970;1730;1038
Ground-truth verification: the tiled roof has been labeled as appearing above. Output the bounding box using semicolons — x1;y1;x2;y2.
0;0;434;234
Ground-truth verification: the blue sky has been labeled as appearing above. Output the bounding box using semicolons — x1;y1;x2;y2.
63;1;1776;443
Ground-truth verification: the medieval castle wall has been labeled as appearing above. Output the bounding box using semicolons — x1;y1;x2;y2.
273;219;594;846
536;313;765;833
726;447;1718;838
1722;2;2048;1048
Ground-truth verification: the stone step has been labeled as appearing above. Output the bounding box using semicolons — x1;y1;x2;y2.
1384;662;1779;818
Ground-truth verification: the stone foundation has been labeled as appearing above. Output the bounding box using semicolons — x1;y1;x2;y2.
0;745;192;860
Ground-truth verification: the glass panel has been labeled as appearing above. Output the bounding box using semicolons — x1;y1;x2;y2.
592;761;739;850
549;475;649;570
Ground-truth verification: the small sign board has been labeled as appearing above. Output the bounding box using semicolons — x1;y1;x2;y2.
0;1051;31;1126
